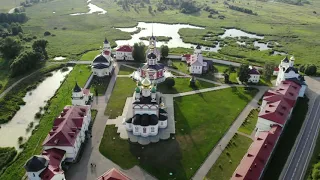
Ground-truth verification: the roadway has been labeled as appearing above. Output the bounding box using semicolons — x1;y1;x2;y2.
281;77;320;180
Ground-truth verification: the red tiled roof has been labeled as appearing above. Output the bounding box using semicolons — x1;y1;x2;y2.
276;81;301;99
83;89;90;95
103;50;110;56
274;67;279;71
117;45;133;52
231;125;282;180
258;100;292;125
40;148;66;180
182;54;191;57
263;94;296;107
249;68;260;75
42;106;89;147
97;168;131;180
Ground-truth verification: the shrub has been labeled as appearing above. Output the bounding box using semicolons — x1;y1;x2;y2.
44;31;51;36
165;78;175;88
35;112;42;119
18;136;23;144
304;64;317;76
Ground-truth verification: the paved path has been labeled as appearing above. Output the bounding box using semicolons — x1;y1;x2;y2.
173;86;232;97
192;86;268;180
281;76;320;180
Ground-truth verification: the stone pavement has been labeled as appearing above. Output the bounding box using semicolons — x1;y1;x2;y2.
192;86;268;180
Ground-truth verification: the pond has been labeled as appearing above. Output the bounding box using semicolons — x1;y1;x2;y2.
254;41;272;51
70;0;106;16
219;28;264;39
115;22;222;52
0;68;72;150
53;56;66;61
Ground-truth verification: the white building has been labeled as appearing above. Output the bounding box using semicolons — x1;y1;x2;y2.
116;45;134;61
248;66;260;83
92;38;114;77
125;77;168;137
187;45;207;74
42;105;91;162
72;83;93;106
275;56;300;86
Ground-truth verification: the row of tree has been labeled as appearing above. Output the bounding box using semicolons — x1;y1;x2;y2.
132;42;169;62
228;4;257;15
0;23;23;38
0;13;28;24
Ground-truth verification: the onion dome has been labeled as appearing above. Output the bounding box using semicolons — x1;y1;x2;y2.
24;155;48;172
159;102;165;109
150;36;156;40
93;54;110;63
149;44;155;50
151;86;157;93
159;114;168;121
135;87;141;93
141;114;149;126
132;114;141;125
104;38;109;44
141;78;151;87
196;44;201;49
125;117;132;123
150;114;158;125
148;53;157;59
282;56;289;63
73;82;82;92
138;81;142;86
290;56;295;61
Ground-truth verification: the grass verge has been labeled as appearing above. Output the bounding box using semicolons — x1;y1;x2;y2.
238;108;259;135
119;65;135;75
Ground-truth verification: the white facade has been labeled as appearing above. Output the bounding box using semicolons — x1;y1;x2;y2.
27;168;46;180
189;64;203;74
248;74;260;83
116;51;133;61
72;89;92;106
92;39;114;77
188;45;206;75
276;56;300;86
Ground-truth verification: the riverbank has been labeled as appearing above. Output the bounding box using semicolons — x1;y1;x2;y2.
0;65;92;180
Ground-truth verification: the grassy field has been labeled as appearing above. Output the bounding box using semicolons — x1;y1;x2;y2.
100;87;258;179
238;109;259;135
205;134;253;180
262;97;309;180
104;78;136;118
157;77;216;94
172;60;189;74
0;65;92;180
80;50;100;61
118;65;135;75
88;76;111;96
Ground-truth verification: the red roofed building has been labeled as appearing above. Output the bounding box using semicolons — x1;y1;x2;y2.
97;168;131;180
116;45;134;60
231;125;282;180
42;105;91;162
248;66;260;83
181;54;191;62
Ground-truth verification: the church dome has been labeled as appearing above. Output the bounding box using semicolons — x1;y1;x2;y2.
150;114;158;125
151;86;157;93
150;36;156;40
132;114;141;125
135;87;141;93
73;82;82;92
148;53;157;59
196;44;201;49
104;38;109;44
290;56;295;61
93;54;110;63
141;78;151;87
282;56;289;63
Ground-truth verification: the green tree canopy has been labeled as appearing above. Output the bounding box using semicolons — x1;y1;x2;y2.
160;45;169;58
165;77;175;88
10;50;41;76
304;64;317;76
32;39;48;59
237;64;250;83
0;37;22;60
263;62;276;81
132;42;146;62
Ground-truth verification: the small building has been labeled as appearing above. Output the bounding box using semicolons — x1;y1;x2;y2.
187;45;207;75
181;54;191;62
116;45;133;61
125;77;168;137
42;105;91;162
71;82;93;106
97;168;131;180
248;66;260;83
24;148;66;180
92;38;114;77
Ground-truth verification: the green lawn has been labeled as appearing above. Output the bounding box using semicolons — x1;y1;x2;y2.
172;61;189;74
99;87;258;179
229;72;238;83
205;134;253;180
0;147;17;174
80;50;101;61
118;65;135;75
88;76;111;96
0;65;92;180
104;78;136;119
238;109;259;135
157;78;216;94
262;97;309;180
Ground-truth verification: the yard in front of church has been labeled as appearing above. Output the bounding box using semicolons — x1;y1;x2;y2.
99;87;258;179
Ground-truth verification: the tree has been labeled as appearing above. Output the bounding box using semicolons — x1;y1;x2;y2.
32;39;48;59
228;65;235;73
237;64;250;83
0;37;22;60
10;23;23;35
165;78;175;88
304;64;317;76
132;42;146;62
299;64;305;73
224;73;230;83
263;62;275;81
10;50;41;76
160;45;169;59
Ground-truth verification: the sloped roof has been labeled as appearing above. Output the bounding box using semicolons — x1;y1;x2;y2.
258;100;292;125
182;54;191;58
231;125;282;180
189;54;204;66
263;94;296;107
285;67;298;74
286;77;306;86
93;54;109;63
276;81;301;99
196;44;201;49
117;45;133;52
147;52;157;59
83;89;90;95
248;68;260;75
97;168;131;180
104;38;109;44
40;148;66;180
73;82;82;92
282;56;289;63
93;63;110;69
42;105;89;147
24;155;48;172
274;67;279;71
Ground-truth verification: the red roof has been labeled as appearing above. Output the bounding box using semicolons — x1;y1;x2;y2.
116;45;133;52
103;50;110;56
182;54;191;57
274;67;279;71
258;100;292;125
276;81;301;99
83;89;90;95
231;125;282;180
263;93;296;107
42;106;89;147
249;68;260;75
97;168;131;180
40;148;66;180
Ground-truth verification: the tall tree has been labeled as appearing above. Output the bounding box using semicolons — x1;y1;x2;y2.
32;39;48;59
263;62;275;81
132;42;146;62
304;64;317;76
237;64;250;83
160;45;169;59
10;50;41;76
0;37;22;60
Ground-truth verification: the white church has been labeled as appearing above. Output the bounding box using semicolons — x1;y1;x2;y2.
124;77;168;137
91;38;115;77
187;45;207;74
71;83;93;106
274;56;300;86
